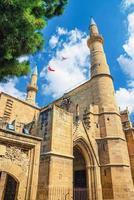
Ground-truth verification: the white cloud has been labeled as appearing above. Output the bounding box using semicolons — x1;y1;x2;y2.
122;0;134;9
117;12;134;78
0;78;26;99
57;27;67;35
17;55;29;63
49;35;59;49
117;55;134;78
116;88;134;113
123;13;134;58
127;80;134;87
116;2;134;114
40;28;89;98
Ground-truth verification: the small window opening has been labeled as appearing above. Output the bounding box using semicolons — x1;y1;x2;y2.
104;169;106;176
76;104;79;121
103;143;105;151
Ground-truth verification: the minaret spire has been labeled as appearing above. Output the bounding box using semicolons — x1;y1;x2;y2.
26;65;38;105
87;18;109;78
33;65;38;75
90;17;96;26
89;17;99;37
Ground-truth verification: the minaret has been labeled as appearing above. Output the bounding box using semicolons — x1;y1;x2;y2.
87;18;117;111
87;18;134;199
88;17;110;78
26;66;38;105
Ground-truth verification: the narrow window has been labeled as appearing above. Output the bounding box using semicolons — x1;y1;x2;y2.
76;104;79;121
103;143;105;151
96;123;99;128
104;169;106;176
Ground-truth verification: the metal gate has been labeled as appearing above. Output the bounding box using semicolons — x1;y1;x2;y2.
73;188;88;200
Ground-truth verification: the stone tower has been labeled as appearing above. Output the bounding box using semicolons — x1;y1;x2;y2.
87;18;134;199
26;66;38;105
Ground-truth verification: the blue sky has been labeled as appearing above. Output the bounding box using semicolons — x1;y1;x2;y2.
1;0;134;119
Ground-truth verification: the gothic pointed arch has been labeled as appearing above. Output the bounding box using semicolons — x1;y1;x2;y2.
0;159;28;200
74;137;95;166
73;137;102;200
0;171;19;200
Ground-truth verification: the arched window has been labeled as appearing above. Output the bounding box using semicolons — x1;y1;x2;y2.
76;104;79;121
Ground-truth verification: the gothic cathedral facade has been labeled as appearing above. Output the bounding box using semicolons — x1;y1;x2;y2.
0;19;134;200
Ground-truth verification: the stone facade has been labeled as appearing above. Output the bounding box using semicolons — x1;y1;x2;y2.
0;18;134;200
0;128;41;200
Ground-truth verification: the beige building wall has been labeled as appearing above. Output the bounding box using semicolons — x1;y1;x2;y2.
0;172;7;200
0;92;40;133
120;110;134;185
0;128;41;200
37;105;73;200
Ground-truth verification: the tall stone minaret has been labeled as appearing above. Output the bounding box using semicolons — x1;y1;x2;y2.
88;18;110;77
26;66;38;105
87;18;134;199
87;17;117;111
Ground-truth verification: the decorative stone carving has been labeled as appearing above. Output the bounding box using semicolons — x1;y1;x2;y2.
60;97;72;111
83;107;91;130
73;121;81;139
0;144;6;156
1;145;29;173
39;109;51;140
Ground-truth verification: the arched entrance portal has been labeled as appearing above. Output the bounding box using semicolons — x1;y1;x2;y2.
73;147;88;200
0;172;18;200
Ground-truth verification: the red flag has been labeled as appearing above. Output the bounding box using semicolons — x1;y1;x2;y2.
48;66;55;72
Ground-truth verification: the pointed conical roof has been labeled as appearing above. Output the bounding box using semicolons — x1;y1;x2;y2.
90;17;96;26
33;65;38;75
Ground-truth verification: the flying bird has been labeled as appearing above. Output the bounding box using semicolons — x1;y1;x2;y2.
61;56;68;61
48;66;55;72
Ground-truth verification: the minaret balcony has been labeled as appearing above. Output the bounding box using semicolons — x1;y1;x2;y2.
27;84;38;92
87;35;104;47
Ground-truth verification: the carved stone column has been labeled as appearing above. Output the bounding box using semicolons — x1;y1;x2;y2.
0;172;7;200
86;165;102;200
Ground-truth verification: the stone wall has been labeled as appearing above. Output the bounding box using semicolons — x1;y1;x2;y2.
37;105;73;200
125;129;134;184
0;128;41;200
0;92;40;133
